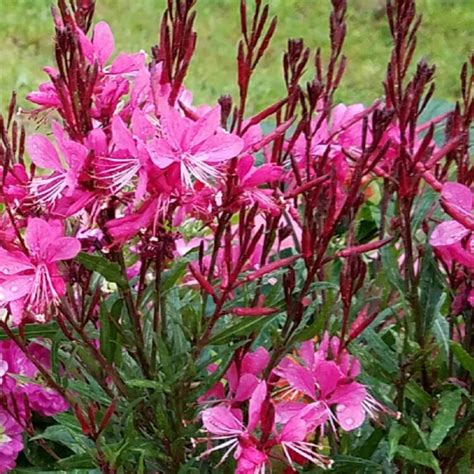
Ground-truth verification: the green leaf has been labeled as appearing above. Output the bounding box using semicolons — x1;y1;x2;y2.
161;259;191;293
419;250;444;331
55;453;96;470
432;310;449;362
31;425;92;455
451;342;474;377
0;322;59;340
388;423;407;461
126;379;167;390
208;314;278;345
331;455;383;473
380;246;406;295
360;328;398;375
429;389;463;450
99;301;122;364
76;252;127;288
354;428;384;459
405;380;431;409
411;186;438;235
396;446;441;474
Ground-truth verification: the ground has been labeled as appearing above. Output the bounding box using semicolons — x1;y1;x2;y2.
0;0;472;112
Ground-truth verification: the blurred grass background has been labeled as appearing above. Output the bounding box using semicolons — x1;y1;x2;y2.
0;0;472;113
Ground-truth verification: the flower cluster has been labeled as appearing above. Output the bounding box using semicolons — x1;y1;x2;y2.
199;336;396;472
0;341;67;472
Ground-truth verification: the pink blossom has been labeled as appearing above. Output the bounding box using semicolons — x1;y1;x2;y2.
274;336;392;433
0;341;68;418
77;21;115;67
430;182;474;268
27;122;88;208
200;382;268;472
234;155;283;215
0;409;23;474
148;103;244;187
0;218;81;322
93;113;151;198
275;410;333;470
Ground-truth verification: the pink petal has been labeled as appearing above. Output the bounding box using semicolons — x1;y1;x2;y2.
76;27;95;63
234;373;259;402
159;102;186;150
313;361;343;398
242;164;283;187
195;131;244;162
26;218;59;255
0;248;34;275
93;21;115;66
248;381;267;432
188;106;221;149
236;446;267;471
237;155;255;180
297;402;330;431
299;340;315;369
132;108;155;141
284;364;316;400
112;116;136;154
110;52;146;74
241;347;270;375
0;275;33;303
45;237;81;262
430;220;469;247
336;403;366;431
279;416;308;442
27;135;63;171
329;382;367;406
441;182;473;212
202;406;243;436
86;128;108;156
274;401;308;424
61;140;88;174
448;241;474;268
148;138;176;168
130;66;151;108
222;362;238;394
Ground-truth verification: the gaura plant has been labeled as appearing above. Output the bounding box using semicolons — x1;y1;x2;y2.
0;0;472;472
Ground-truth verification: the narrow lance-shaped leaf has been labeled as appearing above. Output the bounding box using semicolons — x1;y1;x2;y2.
429;389;463;450
76;252;128;288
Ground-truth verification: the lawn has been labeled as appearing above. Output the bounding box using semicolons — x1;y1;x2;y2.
0;0;472;112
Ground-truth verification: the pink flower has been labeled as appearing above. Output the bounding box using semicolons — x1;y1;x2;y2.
275;410;333;470
430;182;474;268
77;20;145;74
0;218;81;322
200;377;333;472
0;341;68;418
274;336;393;433
26;78;61;110
0;409;23;474
200;381;268;472
93;112;151;198
148;103;244;187
234;155;283;215
77;21;115;67
27;122;88;208
0;164;29;206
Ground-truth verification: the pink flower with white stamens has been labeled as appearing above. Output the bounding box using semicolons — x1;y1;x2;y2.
0;218;81;323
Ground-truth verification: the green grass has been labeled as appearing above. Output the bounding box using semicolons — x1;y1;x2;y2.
1;0;472;113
